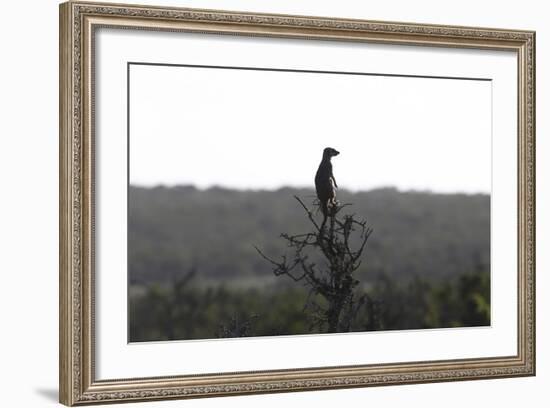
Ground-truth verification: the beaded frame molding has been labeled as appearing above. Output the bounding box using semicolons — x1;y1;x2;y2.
59;1;535;405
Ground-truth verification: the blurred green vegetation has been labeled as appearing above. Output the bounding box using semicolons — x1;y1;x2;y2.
371;267;490;331
128;185;490;342
129;268;490;341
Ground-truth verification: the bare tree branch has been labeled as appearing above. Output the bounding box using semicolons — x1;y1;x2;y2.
255;196;375;333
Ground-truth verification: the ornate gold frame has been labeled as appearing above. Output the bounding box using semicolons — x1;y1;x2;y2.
59;1;536;405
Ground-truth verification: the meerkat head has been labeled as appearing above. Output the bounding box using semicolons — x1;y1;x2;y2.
323;147;340;158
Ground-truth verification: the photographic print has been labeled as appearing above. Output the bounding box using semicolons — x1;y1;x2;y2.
128;62;491;342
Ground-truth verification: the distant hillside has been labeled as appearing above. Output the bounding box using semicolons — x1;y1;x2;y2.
128;186;490;287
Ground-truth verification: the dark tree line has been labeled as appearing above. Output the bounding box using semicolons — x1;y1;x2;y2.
129;186;490;287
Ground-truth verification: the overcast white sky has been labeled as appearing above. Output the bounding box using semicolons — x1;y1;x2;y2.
129;64;491;193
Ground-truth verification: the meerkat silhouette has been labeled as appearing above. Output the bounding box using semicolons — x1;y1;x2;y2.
315;147;340;225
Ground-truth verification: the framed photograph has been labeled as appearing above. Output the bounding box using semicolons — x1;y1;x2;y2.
59;1;536;405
